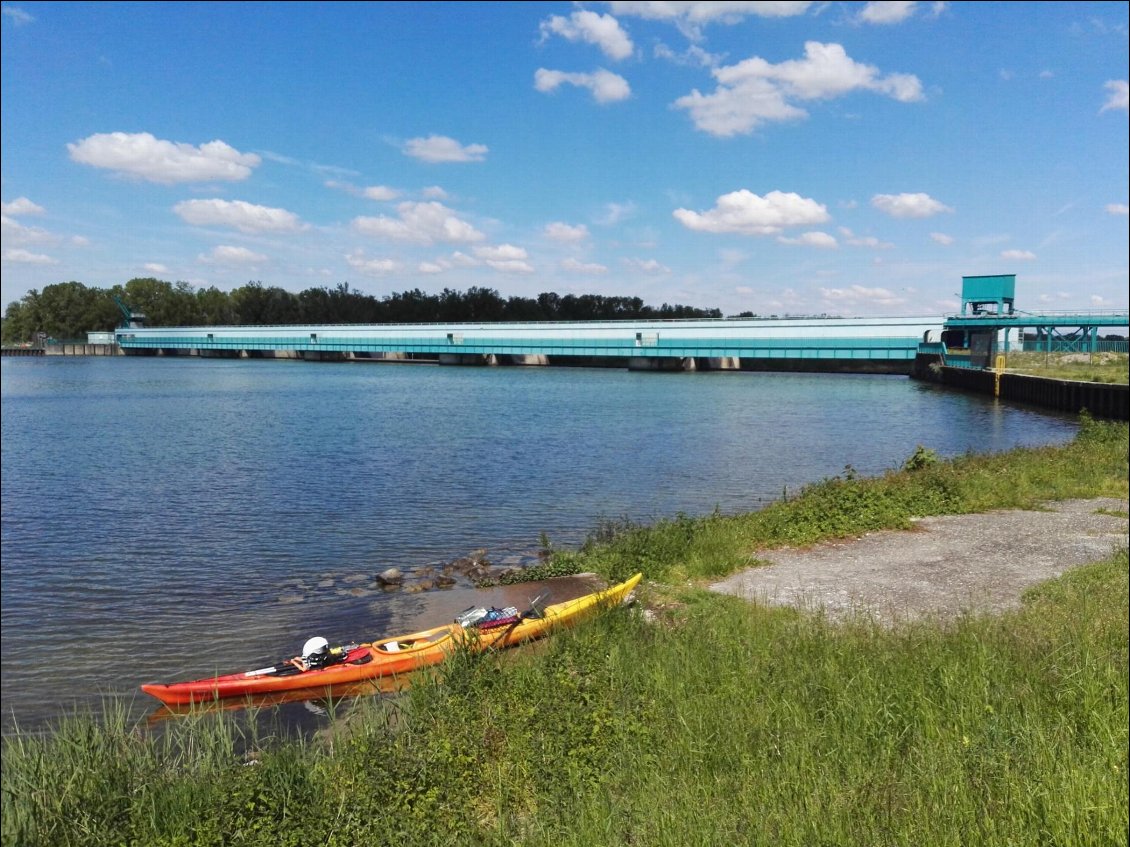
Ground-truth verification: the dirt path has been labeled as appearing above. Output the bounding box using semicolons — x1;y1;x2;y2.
709;498;1129;624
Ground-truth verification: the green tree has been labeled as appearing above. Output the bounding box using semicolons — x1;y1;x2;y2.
115;278;200;327
3;282;118;340
231;282;301;324
195;286;236;325
1;297;36;343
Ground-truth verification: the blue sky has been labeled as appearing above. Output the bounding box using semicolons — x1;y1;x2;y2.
2;1;1127;318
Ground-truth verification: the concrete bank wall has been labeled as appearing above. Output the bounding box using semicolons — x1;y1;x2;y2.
912;354;1128;420
45;343;121;356
0;346;46;356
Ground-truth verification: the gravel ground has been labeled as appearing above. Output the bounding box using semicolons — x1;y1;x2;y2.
709;498;1129;625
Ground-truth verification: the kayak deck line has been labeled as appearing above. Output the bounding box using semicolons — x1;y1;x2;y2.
141;573;643;707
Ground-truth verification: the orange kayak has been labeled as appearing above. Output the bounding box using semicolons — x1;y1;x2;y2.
141;573;642;706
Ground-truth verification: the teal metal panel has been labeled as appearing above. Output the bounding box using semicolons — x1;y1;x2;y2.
117;332;926;361
962;274;1016;302
116;317;958;367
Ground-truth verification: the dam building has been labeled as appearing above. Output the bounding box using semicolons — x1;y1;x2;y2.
111;275;1127;375
115;314;945;374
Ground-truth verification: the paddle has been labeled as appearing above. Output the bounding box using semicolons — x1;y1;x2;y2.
522;591;549;619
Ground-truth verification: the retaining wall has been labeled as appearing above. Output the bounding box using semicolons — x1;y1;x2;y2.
912;354;1128;420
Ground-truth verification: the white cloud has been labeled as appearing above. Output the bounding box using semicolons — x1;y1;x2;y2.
422;185;448;199
718;248;748;267
778;230;838;248
144;262;169;274
1;197;44;216
173;199;305;234
1101;80;1129;112
346;252;401;276
609;1;813;33
623;257;671;273
402;135;488;163
1;213;53;245
819;284;906;306
839;227;893;248
201;245;267;265
561;257;609;274
474;244;535;273
653;42;723;68
326;180;404;201
474;244;528;262
2;248;56;264
485;259;535;274
674;189;830;235
673;42;923;136
858;1;947;24
1;6;34;25
545;221;590;242
871;192;952;218
540;10;633;60
68;132;260;184
1106;203;1130;216
1000;249;1036;260
596;201;637;225
930;231;955;245
363;185;401;201
858;1;917;24
418;251;478;274
535;68;631;103
352;201;485;244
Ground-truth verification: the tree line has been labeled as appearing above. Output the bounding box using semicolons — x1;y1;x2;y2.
0;279;723;343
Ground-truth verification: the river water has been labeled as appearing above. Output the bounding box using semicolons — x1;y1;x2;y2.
0;356;1077;733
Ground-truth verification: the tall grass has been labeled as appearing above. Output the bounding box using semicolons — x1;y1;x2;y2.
1002;351;1129;384
3;419;1127;846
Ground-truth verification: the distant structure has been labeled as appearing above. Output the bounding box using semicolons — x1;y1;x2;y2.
109;274;1128;378
113;296;147;329
959;274;1015;317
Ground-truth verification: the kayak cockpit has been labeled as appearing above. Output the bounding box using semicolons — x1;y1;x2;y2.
373;625;453;653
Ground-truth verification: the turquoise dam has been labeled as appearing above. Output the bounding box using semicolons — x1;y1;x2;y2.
115;315;947;374
109;277;1128;375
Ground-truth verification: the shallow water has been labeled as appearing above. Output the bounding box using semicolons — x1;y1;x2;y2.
0;356;1077;732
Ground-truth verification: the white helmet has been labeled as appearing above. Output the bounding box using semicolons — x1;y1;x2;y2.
302;636;329;658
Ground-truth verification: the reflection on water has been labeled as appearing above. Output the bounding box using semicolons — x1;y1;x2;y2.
1;357;1078;734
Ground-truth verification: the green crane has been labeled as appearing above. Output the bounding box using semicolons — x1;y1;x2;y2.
113;296;147;329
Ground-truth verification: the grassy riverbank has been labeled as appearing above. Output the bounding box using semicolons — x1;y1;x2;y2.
1001;351;1129;384
3;419;1127;847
